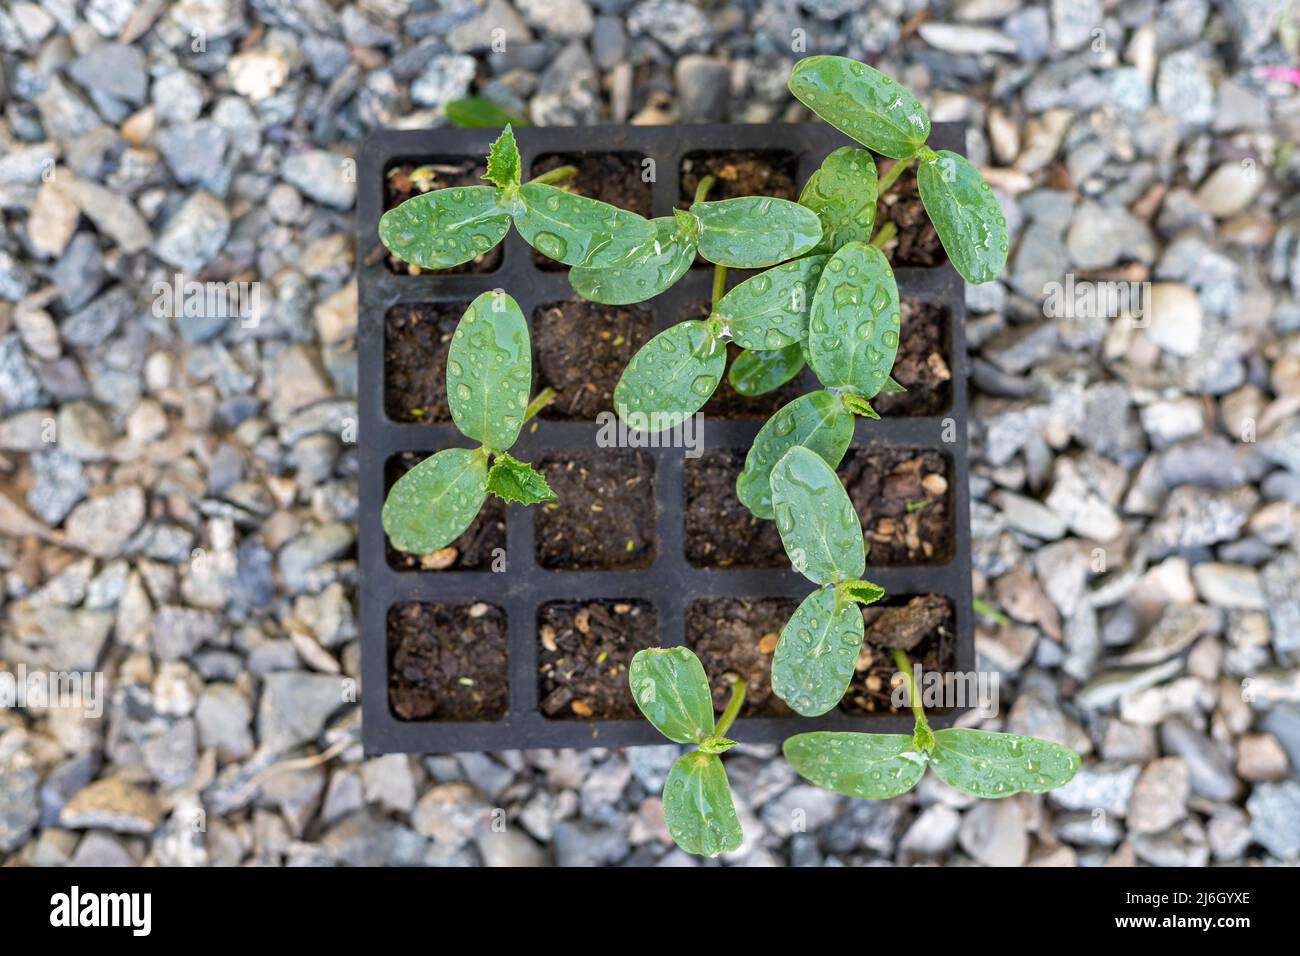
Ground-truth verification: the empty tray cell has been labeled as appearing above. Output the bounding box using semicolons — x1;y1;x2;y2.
384;301;470;423
843;446;954;565
874;299;952;417
679;300;803;418
535;449;656;570
383;453;505;571
529;152;654;271
383;159;502;275
388;602;508;721
538;599;657;719
679;149;800;203
839;594;956;717
876;160;945;270
533;300;653;419
687;597;796;718
683;449;785;568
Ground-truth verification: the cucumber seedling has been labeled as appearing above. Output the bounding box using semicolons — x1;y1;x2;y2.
382;290;556;554
629;647;746;857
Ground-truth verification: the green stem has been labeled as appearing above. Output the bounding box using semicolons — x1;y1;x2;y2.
523;387;556;423
877;157;911;196
694;174;715;205
870;220;897;249
713;675;746;738
891;647;926;727
528;165;577;186
711;264;727;308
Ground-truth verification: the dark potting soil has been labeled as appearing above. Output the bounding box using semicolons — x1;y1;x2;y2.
840;594;955;716
534;449;656;570
384;453;505;571
530;152;654;271
842;446;954;565
538;599;657;718
873;299;952;417
388;602;508;721
533;300;653;419
382;161;503;275
383;301;468;423
680;300;804;418
687;598;797;717
679;150;800;203
877;162;945;269
684;450;786;568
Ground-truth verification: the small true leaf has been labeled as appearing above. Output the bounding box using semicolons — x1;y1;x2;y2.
929;728;1081;798
807;241;900;399
736;390;853;520
515;183;656;267
838;579;885;606
628;647;716;745
698;735;738;755
799;146;878;254
378;186;511;270
729;344;805;396
783;732;929;798
916;149;1009;285
613;320;725;429
446;97;530;129
569;215;696;305
841;392;880;419
486;452;555;504
381;447;488;553
716;254;829;350
484;125;520;188
690;197;823;268
770;445;865;585
447;291;531;451
771;587;865;717
788;55;930;160
663;751;743;858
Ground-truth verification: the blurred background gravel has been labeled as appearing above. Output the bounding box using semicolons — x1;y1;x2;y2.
2;0;1300;866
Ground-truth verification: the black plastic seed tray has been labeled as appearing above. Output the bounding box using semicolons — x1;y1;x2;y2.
358;122;974;754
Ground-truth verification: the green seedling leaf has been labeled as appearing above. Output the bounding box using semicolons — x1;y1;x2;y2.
445;97;530;129
628;647;716;744
663;751;743;858
514;183;656;267
569;215;696;304
716;254;830;350
736;390;853;520
841;392;880;419
929;728;1081;798
447;291;532;451
799;146;878;254
783;732;929;798
729;344;805;396
381;447;488;553
613;320;725;429
771;586;865;717
807;241;900;399
698;735;738;755
378;186;512;270
916;149;1009;285
770;445;865;585
838;579;885;606
484;125;520;188
485;452;554;504
788;55;930;160
690;197;823;268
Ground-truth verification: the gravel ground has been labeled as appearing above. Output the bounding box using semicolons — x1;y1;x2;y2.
2;0;1300;867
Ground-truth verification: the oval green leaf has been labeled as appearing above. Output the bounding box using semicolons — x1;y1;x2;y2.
613;320;725;429
807;241;900;398
770;445;865;585
381;447;488;553
916;149;1009;285
515;182;655;267
788;55;930;160
378;186;511;269
716;254;829;350
663;751;743;858
929;728;1081;798
771;587;864;717
799;146;878;254
783;731;929;798
445;97;530;129
691;197;823;268
737;390;853;520
729;344;805;397
569;216;696;305
447;291;532;451
628;647;716;745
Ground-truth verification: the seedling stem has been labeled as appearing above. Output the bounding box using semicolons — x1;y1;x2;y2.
527;165;578;187
523;386;557;423
694;174;716;205
712;263;728;307
869;220;897;249
713;675;746;739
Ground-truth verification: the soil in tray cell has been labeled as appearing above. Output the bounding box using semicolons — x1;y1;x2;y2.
384;453;505;571
384;301;471;423
529;152;654;271
687;598;797;718
874;299;952;417
679;300;804;419
388;602;508;721
842;446;954;565
533;300;653;419
679;150;800;203
538;600;657;719
839;594;956;716
382;160;502;275
877;162;946;270
535;449;656;570
683;450;785;568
